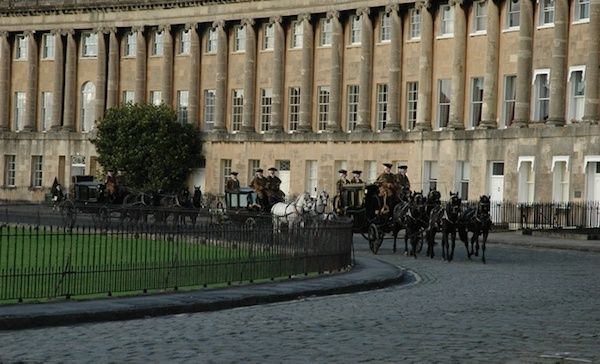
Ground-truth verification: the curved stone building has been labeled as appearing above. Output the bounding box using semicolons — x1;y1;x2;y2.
0;0;598;203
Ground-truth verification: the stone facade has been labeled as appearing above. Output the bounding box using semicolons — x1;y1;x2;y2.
0;0;598;203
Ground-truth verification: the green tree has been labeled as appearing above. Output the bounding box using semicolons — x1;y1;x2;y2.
91;103;203;193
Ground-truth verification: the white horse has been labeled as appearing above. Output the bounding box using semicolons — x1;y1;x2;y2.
271;192;313;230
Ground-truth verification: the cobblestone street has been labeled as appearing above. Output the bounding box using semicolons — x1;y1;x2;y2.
1;237;599;363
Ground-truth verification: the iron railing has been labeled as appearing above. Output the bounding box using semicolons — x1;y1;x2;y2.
0;219;353;302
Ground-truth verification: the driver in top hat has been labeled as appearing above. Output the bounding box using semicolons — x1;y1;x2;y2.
351;170;364;184
225;171;241;193
249;168;268;208
396;165;411;198
266;167;285;205
375;163;397;214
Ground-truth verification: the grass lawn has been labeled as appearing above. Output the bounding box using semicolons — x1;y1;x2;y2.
0;225;311;303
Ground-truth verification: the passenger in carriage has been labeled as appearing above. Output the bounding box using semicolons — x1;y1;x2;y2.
351;170;364;184
225;171;241;193
396;165;411;192
249;168;268;210
375;163;398;214
266;167;285;206
335;169;350;211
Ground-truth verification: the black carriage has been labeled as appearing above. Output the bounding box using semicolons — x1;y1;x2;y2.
223;187;271;229
57;175;115;228
335;183;401;254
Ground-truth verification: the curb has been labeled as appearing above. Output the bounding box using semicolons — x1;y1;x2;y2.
0;256;404;331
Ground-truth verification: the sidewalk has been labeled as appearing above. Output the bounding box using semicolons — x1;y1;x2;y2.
0;256;404;331
487;231;600;253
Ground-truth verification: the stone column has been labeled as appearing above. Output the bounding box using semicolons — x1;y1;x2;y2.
298;13;314;133
95;28;108;121
62;29;76;132
414;0;434;131
386;4;402;132
24;31;38;131
161;25;174;107
327;10;343;132
188;23;200;126
448;0;467;130
582;0;600;124
512;0;534;127
134;26;146;104
106;29;119;109
0;32;10;131
213;20;228;132
269;16;285;133
242;18;257;132
546;0;568;126
480;0;500;129
50;30;64;131
356;8;373;132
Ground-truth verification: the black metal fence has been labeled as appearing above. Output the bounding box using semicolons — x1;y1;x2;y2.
0;219;353;302
463;201;600;231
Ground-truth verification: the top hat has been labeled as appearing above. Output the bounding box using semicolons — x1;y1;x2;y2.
352;170;362;175
268;167;278;172
230;171;239;176
256;168;264;173
399;165;408;170
383;163;393;168
338;169;348;174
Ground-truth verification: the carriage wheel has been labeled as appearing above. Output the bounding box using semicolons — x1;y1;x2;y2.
244;217;257;230
368;223;381;254
59;200;76;229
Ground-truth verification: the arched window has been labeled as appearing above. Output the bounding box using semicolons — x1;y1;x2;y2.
81;82;96;132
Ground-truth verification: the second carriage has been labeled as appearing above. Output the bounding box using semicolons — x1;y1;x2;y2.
334;183;403;254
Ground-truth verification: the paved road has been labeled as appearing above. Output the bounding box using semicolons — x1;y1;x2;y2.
1;236;599;363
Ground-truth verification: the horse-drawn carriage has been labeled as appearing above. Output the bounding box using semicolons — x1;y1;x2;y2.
335;183;403;254
222;187;272;228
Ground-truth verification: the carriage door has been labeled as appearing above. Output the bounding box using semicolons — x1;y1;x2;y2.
488;161;504;223
277;160;291;199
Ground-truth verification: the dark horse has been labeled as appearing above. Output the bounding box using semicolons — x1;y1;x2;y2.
404;191;428;258
459;195;493;263
50;177;65;208
441;192;463;262
192;186;203;208
364;184;403;254
424;189;443;259
175;187;198;226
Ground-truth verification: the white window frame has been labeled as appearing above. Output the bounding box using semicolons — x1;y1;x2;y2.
42;33;55;60
506;0;521;29
291;21;303;49
232;89;244;132
260;88;273;132
473;1;487;33
234;25;246;52
122;90;135;104
320;18;332;46
81;82;96;132
179;29;191;55
376;83;388;131
539;0;555;26
177;90;189;124
248;159;261;183
423;161;439;192
407;81;419;130
81;32;98;57
15;34;28;60
14;92;26;131
380;12;391;42
470;77;484;129
551;156;570;203
347;85;359;131
574;0;590;21
437;79;451;129
317;86;330;132
568;66;586;123
206;28;218;54
502;74;517;128
40;91;53;132
124;32;137;57
306;160;318;198
365;160;377;184
150;90;162;106
152;30;164;56
409;8;421;39
204;89;216;131
532;69;551;122
31;155;43;188
4;155;16;187
455;161;471;200
221;159;232;193
263;23;274;50
288;87;301;132
440;4;454;36
350;15;362;45
517;156;535;203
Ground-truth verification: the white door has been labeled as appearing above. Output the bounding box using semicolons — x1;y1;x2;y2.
593;163;600;201
489;162;504;224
